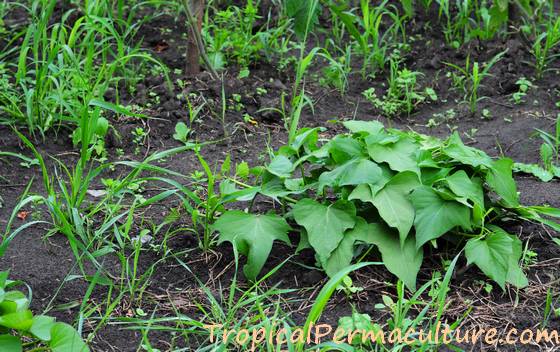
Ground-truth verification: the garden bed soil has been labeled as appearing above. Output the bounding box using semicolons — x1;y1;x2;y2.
1;2;560;351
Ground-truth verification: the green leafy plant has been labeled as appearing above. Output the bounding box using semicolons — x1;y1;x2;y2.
514;115;560;181
336;255;465;350
213;121;560;290
193;151;260;250
0;271;89;351
445;50;506;113
435;0;526;46
328;0;406;77
511;77;534;104
436;0;476;47
318;47;352;95
202;0;288;71
173;122;191;144
531;16;560;79
363;59;436;117
285;0;321;39
4;0;166;136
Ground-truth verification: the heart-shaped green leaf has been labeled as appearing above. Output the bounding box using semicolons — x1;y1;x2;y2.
293;199;356;264
324;218;374;276
318;158;382;192
367;138;420;175
49;322;90;352
30;315;56;341
368;223;423;291
371;171;420;245
0;310;33;330
213;211;291;280
465;226;526;290
267;155;294;178
0;334;22;352
410;186;471;248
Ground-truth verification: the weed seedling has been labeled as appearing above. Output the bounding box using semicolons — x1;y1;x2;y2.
514;114;560;181
363;59;436;117
531;17;560;79
132;127;148;154
445;50;506;113
512;77;534;104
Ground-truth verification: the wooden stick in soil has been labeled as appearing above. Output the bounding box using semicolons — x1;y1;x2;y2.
183;0;218;79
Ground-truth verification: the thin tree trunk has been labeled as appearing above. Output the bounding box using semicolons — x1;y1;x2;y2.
186;0;204;76
184;0;218;78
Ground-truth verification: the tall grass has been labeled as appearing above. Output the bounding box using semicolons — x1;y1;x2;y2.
1;0;168;137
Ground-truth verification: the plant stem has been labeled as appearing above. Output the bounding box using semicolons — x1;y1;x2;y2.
182;0;218;78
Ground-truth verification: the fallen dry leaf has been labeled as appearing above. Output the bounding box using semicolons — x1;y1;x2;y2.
153;41;169;53
17;211;30;221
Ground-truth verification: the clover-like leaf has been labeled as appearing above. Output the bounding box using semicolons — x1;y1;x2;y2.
173;122;190;143
213;211;291;280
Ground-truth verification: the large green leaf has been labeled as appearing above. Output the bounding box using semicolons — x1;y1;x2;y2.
465;226;527;290
318;158;382;192
514;162;554;182
0;310;33;330
486;158;519;208
445;170;485;224
347;165;394;203
443;132;493;168
371;171;420;245
367;138;420;175
0;291;29;313
445;170;484;208
285;0;320;38
324;218;375;276
342;120;384;136
292;199;356;264
328;135;367;163
30;315;56;341
213;211;292;280
49;322;89;352
368;223;423;291
267;155;294;178
410;186;471;248
0;335;22;352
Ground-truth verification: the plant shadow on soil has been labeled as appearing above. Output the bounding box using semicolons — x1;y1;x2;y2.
1;3;560;351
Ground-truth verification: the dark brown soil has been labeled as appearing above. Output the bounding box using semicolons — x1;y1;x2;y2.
1;2;560;351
